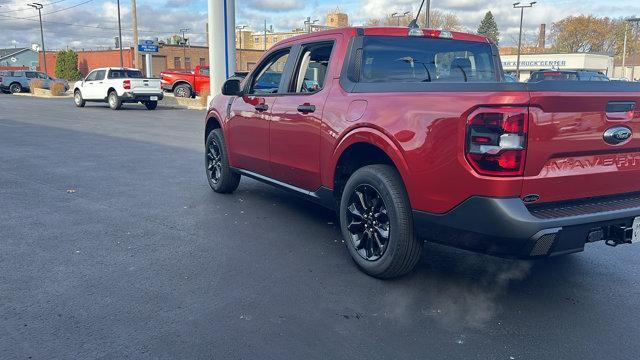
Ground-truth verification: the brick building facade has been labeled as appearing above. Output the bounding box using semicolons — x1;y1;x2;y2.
39;45;264;79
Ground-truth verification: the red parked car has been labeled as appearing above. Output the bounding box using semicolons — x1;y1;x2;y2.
160;65;210;98
204;26;640;278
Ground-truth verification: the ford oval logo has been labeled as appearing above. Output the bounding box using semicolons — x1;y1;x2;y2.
603;126;632;145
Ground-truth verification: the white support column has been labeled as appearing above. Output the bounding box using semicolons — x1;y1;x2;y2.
145;54;152;78
208;0;236;100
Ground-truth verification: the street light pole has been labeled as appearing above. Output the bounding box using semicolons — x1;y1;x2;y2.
622;18;640;79
391;12;411;26
513;2;536;80
116;0;124;67
180;28;190;70
304;17;319;33
27;3;47;75
236;25;246;70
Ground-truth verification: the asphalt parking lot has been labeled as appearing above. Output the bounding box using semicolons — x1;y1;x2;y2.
1;95;639;360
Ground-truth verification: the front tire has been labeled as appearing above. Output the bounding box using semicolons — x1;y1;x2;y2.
144;101;158;110
74;90;86;107
108;91;122;110
206;129;240;193
9;83;22;94
340;165;422;279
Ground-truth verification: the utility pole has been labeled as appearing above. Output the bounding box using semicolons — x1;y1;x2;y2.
180;28;190;70
425;0;431;27
264;19;267;51
116;0;124;67
513;2;536;80
131;0;140;69
622;18;640;79
27;3;47;75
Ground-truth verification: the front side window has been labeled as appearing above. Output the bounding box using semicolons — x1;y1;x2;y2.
360;36;497;83
25;72;37;79
199;67;210;76
85;71;98;81
291;42;333;93
94;70;106;80
249;49;290;94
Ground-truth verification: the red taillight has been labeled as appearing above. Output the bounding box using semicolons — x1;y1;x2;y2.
465;107;528;176
543;71;562;77
123;80;131;90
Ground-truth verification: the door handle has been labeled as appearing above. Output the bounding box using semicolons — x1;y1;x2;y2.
255;103;269;112
297;104;316;114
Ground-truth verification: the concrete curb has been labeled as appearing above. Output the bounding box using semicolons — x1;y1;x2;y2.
13;91;73;99
160;96;206;110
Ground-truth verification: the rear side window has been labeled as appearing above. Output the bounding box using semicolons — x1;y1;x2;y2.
360;36;497;83
108;69;143;79
291;42;333;93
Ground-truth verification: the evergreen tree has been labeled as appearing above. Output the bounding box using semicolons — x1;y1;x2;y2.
477;11;500;45
55;50;82;81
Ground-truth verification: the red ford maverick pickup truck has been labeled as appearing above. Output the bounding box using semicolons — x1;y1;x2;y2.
204;26;640;278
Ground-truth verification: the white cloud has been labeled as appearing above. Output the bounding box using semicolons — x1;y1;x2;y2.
0;0;637;49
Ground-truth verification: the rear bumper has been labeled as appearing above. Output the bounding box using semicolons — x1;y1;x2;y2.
413;194;640;258
119;92;164;102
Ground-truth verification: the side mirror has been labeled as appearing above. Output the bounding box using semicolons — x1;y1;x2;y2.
222;78;243;96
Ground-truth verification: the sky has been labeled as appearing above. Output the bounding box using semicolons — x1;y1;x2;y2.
0;0;638;50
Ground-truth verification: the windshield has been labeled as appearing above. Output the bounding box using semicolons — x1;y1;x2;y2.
108;69;144;79
360;36;497;83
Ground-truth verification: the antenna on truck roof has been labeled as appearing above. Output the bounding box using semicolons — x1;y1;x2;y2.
408;0;426;36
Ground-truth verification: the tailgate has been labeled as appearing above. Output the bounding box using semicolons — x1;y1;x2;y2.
523;82;640;204
130;79;161;94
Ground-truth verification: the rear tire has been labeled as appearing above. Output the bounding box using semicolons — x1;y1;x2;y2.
144;101;158;110
174;84;192;98
206;129;240;193
339;165;422;279
108;91;122;110
74;90;86;107
9;83;22;94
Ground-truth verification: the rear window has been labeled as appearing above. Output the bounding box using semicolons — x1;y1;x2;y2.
360;36;497;83
108;69;144;79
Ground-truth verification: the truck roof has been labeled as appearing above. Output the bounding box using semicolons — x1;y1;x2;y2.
277;26;490;46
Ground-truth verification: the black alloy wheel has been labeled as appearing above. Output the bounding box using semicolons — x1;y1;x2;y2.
345;184;390;261
206;138;223;185
205;129;240;193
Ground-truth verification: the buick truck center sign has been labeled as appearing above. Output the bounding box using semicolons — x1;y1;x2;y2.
502;59;567;68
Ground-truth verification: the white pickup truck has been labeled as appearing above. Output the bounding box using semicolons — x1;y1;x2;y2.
73;67;163;110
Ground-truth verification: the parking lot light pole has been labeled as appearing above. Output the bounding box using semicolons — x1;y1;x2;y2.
27;3;47;76
513;1;536;80
180;28;190;70
622;18;640;79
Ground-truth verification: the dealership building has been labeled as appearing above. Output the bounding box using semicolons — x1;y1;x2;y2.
501;53;614;81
